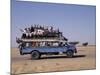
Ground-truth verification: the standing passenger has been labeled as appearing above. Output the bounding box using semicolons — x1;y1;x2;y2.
31;25;34;32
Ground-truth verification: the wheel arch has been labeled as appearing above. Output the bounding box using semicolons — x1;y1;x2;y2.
66;49;74;53
31;50;40;54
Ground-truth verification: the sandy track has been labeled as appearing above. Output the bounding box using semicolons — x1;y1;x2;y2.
11;46;96;74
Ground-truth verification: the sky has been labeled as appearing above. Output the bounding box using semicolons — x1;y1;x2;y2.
11;0;96;47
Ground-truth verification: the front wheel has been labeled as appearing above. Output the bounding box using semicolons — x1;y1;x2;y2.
31;51;41;60
66;50;73;58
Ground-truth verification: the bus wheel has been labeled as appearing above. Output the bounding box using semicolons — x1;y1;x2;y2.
31;51;40;60
66;50;73;58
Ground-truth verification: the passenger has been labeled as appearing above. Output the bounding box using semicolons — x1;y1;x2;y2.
31;32;34;38
28;28;31;33
29;32;32;39
31;25;34;32
21;29;26;39
22;33;26;39
25;28;30;39
27;33;30;39
40;26;42;29
50;26;53;32
25;28;28;33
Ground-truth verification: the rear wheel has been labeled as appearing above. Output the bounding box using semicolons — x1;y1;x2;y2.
31;51;41;60
66;50;73;58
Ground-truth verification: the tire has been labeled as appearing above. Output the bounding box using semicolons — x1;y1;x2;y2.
31;51;41;60
66;50;73;58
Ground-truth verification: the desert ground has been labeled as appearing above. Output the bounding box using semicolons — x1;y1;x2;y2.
11;46;96;74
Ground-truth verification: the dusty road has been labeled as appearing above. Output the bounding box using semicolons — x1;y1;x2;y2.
11;46;96;74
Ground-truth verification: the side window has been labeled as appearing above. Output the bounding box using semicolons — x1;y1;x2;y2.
52;43;59;47
25;43;32;47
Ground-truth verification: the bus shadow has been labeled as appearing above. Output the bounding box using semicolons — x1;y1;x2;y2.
40;55;86;60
